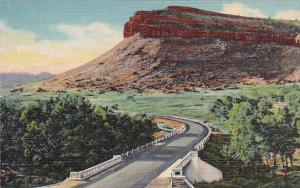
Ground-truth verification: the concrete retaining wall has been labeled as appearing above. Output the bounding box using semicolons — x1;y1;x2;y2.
184;154;223;184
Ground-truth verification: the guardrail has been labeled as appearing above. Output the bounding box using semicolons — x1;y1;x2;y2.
158;115;212;151
69;155;122;180
192;121;212;151
121;123;186;158
178;152;193;168
69;116;187;180
171;151;196;177
162;116;212;188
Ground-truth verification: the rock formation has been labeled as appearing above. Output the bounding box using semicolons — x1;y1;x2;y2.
124;6;300;47
38;6;300;93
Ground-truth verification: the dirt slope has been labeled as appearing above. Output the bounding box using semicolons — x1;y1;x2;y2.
39;6;300;92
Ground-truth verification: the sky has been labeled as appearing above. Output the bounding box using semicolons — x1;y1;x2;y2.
1;0;300;74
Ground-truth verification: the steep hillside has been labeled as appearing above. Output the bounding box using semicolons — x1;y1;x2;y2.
39;6;300;92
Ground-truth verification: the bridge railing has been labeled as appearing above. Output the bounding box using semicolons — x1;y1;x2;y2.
164;116;212;188
193;122;212;151
171;151;196;177
69;155;122;180
121;120;186;158
157;115;212;151
179;152;193;168
69;115;187;180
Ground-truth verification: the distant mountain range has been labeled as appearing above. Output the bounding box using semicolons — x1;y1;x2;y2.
38;6;300;92
0;72;54;88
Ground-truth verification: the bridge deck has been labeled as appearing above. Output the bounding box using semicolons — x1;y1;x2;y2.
80;118;208;188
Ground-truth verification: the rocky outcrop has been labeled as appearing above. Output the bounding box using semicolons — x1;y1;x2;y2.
38;6;300;93
124;6;300;47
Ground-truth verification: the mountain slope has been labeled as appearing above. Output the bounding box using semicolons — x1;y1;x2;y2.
39;6;300;92
0;72;54;88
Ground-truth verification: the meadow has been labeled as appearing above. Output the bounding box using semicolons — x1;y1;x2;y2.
2;83;299;132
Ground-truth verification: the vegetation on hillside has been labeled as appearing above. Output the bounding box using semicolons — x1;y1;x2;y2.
197;92;300;187
3;84;300;132
0;93;156;187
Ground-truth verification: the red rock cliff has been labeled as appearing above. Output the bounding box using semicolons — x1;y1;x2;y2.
124;6;300;47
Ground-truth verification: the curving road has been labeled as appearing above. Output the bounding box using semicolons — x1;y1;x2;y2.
80;117;208;188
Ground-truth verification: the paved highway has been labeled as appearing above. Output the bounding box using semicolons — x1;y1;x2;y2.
80;117;208;188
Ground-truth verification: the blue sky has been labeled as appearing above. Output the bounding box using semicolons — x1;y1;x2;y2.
1;0;300;74
1;0;300;40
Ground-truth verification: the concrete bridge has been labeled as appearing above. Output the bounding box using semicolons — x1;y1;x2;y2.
66;116;222;188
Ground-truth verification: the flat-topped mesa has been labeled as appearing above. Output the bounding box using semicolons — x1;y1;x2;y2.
124;6;300;47
39;6;300;93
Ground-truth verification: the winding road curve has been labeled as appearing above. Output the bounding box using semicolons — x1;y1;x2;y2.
80;117;208;188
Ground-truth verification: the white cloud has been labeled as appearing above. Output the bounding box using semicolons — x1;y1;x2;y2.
0;22;122;74
56;22;121;49
221;2;267;18
0;21;37;50
57;22;119;40
274;10;300;20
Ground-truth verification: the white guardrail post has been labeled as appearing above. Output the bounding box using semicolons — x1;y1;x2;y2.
69;115;187;180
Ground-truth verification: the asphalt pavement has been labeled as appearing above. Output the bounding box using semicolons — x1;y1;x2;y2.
80;117;208;188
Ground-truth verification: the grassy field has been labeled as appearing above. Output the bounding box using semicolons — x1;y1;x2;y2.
2;83;299;132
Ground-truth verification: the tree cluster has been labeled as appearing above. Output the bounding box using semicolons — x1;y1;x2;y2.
210;95;299;176
0;93;156;186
